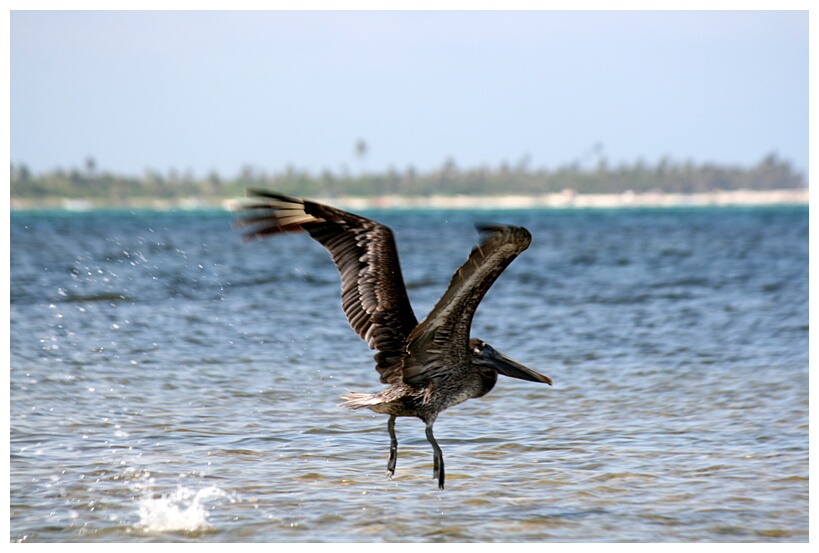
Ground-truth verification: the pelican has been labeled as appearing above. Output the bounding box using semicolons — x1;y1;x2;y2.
235;190;552;489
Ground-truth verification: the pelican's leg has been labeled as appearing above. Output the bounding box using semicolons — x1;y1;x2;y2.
425;423;445;490
386;415;398;479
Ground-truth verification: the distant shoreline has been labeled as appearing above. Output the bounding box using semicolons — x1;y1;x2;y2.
326;189;810;210
10;189;809;212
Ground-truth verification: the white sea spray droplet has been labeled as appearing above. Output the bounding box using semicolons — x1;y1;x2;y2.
136;486;227;533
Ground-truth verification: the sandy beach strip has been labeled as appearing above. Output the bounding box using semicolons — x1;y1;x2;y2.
327;189;809;211
10;188;809;211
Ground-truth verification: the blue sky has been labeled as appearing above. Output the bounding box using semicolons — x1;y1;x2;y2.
10;10;808;178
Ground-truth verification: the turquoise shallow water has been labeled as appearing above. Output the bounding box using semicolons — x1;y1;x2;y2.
10;205;808;542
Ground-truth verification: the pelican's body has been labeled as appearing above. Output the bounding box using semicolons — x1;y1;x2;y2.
236;190;552;489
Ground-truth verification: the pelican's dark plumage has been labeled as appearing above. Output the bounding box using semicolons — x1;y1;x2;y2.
235;189;552;489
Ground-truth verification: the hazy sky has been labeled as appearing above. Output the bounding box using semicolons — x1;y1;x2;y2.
10;10;808;178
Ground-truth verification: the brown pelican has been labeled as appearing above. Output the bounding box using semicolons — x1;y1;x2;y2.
235;190;552;489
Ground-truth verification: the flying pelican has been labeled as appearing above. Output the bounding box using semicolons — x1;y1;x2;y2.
235;190;552;489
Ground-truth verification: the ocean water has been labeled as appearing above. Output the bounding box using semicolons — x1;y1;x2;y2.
9;205;808;542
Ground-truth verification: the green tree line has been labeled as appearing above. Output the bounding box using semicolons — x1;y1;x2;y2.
10;152;805;206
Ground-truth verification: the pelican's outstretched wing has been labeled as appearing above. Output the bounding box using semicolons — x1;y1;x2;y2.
401;225;532;385
234;190;418;384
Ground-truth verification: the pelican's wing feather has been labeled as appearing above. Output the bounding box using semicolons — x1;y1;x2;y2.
235;189;418;384
401;225;531;385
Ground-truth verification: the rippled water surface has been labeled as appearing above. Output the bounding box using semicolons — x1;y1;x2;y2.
10;205;808;542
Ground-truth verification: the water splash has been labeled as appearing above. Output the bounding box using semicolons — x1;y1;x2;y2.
136;486;227;534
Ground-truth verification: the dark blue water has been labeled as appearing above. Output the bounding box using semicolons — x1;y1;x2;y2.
10;205;808;542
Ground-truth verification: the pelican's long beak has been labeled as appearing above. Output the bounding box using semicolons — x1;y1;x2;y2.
490;349;552;385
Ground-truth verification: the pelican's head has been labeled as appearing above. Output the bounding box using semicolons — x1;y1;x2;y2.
470;338;553;385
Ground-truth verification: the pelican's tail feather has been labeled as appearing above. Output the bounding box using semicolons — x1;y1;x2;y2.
338;391;383;410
